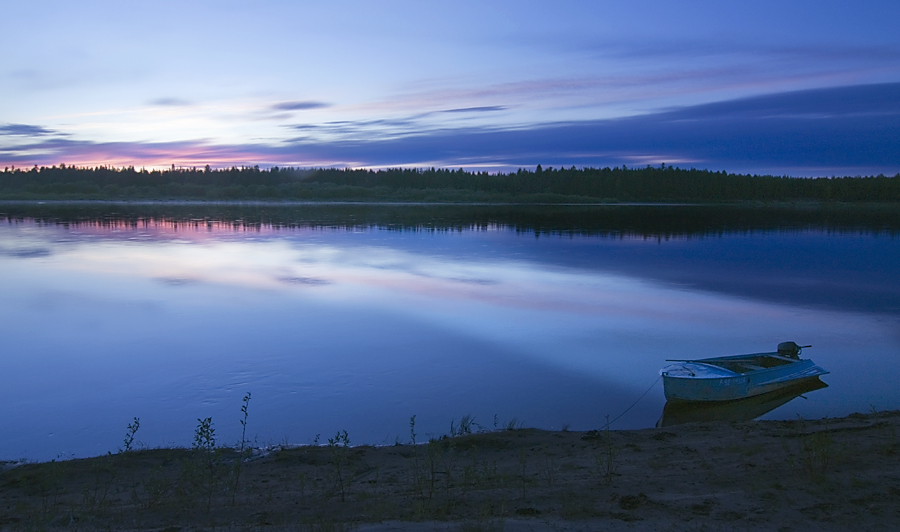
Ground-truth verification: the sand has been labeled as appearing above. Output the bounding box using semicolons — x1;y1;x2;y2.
1;410;898;532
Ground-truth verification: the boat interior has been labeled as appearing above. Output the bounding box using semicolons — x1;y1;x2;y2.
703;354;796;374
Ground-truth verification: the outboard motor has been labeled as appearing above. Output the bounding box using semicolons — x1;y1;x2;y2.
777;341;802;359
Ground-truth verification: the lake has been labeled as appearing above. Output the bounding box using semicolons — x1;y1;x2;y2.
2;202;899;461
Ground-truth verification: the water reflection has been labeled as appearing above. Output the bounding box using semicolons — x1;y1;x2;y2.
4;202;900;236
657;378;829;427
0;203;898;461
4;203;899;315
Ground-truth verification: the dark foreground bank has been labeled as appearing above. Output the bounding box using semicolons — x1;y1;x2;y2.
2;411;898;532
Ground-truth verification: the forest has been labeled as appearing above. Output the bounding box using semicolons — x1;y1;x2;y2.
2;163;899;202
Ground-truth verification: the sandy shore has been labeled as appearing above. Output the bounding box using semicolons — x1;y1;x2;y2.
2;410;898;532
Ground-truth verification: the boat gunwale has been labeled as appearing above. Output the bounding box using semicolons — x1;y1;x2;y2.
660;354;821;380
664;352;798;364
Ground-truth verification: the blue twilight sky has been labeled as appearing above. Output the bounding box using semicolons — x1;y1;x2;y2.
1;0;899;175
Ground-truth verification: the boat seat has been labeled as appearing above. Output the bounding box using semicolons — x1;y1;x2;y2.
738;364;766;372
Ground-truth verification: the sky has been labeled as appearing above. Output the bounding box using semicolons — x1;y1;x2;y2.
1;0;899;175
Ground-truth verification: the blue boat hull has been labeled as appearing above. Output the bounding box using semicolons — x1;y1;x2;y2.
661;356;829;402
657;378;828;426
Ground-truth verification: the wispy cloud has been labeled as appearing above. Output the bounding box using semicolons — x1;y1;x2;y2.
239;100;333;123
440;106;507;114
149;97;192;107
353;66;786;121
271;101;330;111
277;276;331;286
361;37;900;121
287;116;426;141
575;39;900;64
285;107;508;143
0;124;63;137
1;84;898;176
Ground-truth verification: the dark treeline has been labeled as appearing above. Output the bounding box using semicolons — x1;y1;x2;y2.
4;203;900;238
2;164;900;202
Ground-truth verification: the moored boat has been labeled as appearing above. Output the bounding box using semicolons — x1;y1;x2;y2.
659;342;828;402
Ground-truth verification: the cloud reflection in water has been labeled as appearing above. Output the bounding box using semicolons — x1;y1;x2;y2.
0;217;898;461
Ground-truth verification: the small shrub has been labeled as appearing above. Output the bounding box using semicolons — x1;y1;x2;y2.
450;415;478;437
595;415;616;484
121;417;140;453
231;391;251;505
191;417;219;513
799;432;833;481
328;430;351;502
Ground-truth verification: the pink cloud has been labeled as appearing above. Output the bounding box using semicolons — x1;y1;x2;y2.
0;139;345;170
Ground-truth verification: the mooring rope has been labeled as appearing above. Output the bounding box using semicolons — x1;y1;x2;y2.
600;375;661;430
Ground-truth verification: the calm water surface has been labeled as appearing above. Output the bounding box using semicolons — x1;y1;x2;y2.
1;204;899;460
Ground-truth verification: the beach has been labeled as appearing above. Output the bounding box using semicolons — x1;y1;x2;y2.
2;410;898;531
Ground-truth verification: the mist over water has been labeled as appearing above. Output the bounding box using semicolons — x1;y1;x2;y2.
1;204;899;461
